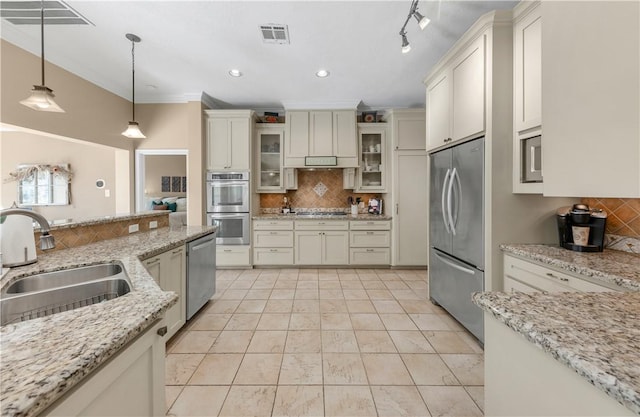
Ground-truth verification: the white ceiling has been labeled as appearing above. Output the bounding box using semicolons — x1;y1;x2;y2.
1;0;518;110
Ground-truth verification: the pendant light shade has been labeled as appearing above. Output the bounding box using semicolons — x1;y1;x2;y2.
20;86;64;112
20;0;64;113
122;33;145;139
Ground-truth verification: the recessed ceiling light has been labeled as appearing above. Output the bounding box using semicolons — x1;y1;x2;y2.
316;69;330;78
229;69;243;77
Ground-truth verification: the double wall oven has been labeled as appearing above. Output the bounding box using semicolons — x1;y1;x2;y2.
206;171;250;245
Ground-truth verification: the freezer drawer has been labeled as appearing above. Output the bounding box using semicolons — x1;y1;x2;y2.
429;248;484;343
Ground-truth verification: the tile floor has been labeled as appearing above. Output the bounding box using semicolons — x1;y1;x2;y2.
165;268;484;417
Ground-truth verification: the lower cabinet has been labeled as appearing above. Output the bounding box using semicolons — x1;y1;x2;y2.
503;253;623;293
216;245;251;267
349;220;391;265
42;319;167;416
143;246;186;340
253;220;294;265
294;220;350;265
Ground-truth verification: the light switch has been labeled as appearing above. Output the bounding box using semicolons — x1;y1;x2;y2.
104;189;111;197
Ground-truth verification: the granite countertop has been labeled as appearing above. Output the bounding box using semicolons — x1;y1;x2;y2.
501;243;640;291
0;225;215;417
254;213;392;221
474;290;640;415
474;243;640;415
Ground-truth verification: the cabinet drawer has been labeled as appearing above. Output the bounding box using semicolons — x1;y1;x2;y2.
503;254;619;293
253;248;294;265
294;220;349;230
350;248;390;265
217;246;250;266
253;231;293;248
253;220;294;230
503;275;538;293
349;220;391;230
349;231;390;248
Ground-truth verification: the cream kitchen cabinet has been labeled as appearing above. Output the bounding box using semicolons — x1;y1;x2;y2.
386;109;428;267
284;110;358;167
216;245;250;267
349;220;391;265
253;220;294;265
512;1;543;194
143;246;186;340
42;319;167;417
425;34;486;151
294;220;349;265
503;253;624;293
541;1;640;197
357;123;387;192
255;124;285;192
205;110;254;171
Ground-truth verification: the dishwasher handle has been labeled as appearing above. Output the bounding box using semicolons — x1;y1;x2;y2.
190;237;216;252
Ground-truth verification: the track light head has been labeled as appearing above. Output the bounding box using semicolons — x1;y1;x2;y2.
401;33;411;54
413;11;430;30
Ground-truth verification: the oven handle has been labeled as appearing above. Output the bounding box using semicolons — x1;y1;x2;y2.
209;213;249;219
208;181;249;187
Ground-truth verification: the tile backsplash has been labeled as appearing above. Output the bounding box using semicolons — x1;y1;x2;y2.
260;169;381;213
581;198;640;237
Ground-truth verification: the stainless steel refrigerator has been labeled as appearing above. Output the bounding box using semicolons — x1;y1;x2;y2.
429;137;485;343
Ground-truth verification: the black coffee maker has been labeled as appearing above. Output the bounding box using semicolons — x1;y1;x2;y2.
556;204;607;252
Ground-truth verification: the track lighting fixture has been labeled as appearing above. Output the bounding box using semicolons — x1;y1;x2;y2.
122;33;146;139
399;0;430;54
20;0;64;112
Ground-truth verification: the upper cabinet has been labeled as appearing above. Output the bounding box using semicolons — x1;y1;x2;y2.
426;35;486;151
284;110;358;167
388;109;426;151
255;124;285;192
357;123;387;192
541;1;640;197
512;2;543;194
205;110;254;171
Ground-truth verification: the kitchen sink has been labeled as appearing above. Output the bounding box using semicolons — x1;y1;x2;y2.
0;262;132;326
5;261;125;294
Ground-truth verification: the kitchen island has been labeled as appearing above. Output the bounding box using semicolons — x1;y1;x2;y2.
0;225;215;417
474;244;640;416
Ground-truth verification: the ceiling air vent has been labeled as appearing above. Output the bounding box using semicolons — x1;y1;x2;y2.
260;24;290;44
1;0;93;25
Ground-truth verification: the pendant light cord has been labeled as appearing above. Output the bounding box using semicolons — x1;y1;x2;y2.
40;0;45;86
131;40;136;121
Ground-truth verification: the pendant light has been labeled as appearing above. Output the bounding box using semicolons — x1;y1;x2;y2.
19;0;64;112
122;33;146;139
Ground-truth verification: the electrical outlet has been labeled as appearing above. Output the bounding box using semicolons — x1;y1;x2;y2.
359;201;365;209
128;224;139;233
104;189;110;197
149;220;158;229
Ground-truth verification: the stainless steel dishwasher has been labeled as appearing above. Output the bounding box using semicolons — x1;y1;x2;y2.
186;232;216;320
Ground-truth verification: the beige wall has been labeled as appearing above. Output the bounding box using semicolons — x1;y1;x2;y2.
144;155;187;197
1;41;207;225
136;104;189;149
1;40;132;152
1;131;118;221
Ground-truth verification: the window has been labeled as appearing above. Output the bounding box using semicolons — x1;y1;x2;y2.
11;164;72;206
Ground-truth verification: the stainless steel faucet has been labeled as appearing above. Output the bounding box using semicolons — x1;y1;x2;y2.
0;206;55;251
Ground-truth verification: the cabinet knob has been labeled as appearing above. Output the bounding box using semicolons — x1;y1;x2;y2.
366;231;374;235
157;326;168;336
546;272;569;282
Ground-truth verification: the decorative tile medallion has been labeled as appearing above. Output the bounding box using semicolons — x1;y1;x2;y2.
313;182;328;197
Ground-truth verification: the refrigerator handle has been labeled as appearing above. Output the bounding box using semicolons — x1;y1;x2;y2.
441;169;451;234
451;168;462;231
447;167;457;235
434;251;475;275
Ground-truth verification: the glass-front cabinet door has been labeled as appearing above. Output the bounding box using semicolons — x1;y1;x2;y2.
256;124;285;192
357;123;387;192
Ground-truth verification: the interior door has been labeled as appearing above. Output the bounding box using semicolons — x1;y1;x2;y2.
451;137;484;269
429;148;452;254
